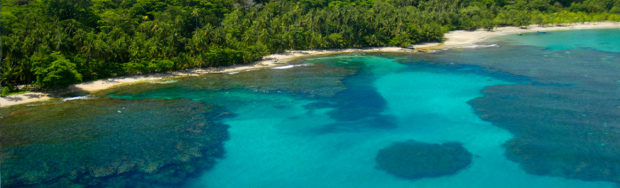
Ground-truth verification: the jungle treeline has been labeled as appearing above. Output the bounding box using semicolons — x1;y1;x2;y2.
1;0;620;90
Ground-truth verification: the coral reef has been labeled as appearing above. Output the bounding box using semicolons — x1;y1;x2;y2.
101;58;396;133
409;41;620;183
375;141;472;179
469;85;620;182
96;63;355;98
0;98;229;187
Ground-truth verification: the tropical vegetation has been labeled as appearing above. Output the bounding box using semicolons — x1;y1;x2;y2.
1;0;620;90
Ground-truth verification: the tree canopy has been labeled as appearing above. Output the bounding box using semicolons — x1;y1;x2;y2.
1;0;620;88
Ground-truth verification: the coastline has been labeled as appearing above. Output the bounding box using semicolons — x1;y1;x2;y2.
1;21;619;107
413;21;620;50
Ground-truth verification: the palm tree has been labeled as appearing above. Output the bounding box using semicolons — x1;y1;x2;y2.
192;8;199;33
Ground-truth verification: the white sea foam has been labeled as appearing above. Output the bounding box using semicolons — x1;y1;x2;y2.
272;65;295;69
429;49;449;53
271;64;309;70
62;96;91;102
228;72;239;74
459;44;499;49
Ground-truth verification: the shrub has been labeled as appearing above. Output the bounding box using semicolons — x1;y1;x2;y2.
1;86;10;97
33;52;83;89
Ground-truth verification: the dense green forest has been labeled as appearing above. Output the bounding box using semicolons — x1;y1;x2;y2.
1;0;620;91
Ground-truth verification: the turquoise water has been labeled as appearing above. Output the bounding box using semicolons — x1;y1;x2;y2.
3;29;620;187
183;56;614;188
496;28;620;52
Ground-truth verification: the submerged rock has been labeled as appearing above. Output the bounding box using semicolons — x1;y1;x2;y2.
0;98;230;187
375;141;472;179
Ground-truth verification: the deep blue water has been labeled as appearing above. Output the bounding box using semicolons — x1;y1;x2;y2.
3;28;620;187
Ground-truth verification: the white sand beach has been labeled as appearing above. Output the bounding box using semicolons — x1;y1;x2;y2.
2;22;619;107
414;21;620;50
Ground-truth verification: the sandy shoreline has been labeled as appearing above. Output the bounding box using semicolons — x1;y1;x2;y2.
414;21;620;50
2;22;619;107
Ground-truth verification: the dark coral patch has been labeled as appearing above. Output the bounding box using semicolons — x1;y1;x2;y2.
415;41;620;183
469;84;620;182
375;141;472;179
96;63;355;99
0;98;229;187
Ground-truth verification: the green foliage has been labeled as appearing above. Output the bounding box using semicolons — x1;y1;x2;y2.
1;86;10;97
1;0;619;88
0;87;27;97
570;0;619;13
33;52;83;88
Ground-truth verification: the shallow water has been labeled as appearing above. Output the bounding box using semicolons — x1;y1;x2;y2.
2;29;620;187
185;55;614;188
496;28;620;52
